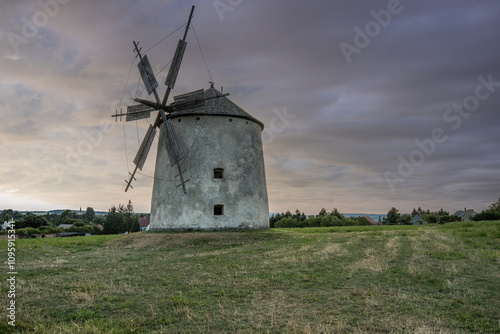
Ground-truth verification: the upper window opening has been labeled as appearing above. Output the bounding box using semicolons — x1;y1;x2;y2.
214;168;224;179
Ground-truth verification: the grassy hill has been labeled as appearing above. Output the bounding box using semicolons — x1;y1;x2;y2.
1;222;499;333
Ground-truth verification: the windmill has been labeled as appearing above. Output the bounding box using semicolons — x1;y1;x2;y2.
113;6;270;231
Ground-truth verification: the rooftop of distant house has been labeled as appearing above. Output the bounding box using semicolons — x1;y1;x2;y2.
139;217;150;228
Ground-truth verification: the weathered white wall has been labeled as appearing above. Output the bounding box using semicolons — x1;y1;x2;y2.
150;114;269;230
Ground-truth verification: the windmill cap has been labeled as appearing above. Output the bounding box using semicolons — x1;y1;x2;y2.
170;87;265;130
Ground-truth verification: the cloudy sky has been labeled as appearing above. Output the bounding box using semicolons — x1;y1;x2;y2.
1;0;499;215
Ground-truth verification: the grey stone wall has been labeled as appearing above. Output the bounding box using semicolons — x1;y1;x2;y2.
150;114;269;230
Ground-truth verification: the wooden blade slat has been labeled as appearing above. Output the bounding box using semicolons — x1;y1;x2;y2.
133;125;156;170
161;119;183;166
138;55;158;95
165;40;187;89
126;105;153;122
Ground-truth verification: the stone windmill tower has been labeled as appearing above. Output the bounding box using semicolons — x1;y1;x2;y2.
113;6;269;230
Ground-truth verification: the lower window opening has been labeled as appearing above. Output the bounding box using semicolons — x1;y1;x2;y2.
214;205;224;216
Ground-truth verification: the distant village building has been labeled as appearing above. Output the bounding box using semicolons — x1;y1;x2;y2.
360;215;378;225
139;217;150;231
2;221;9;230
412;215;427;225
453;208;477;222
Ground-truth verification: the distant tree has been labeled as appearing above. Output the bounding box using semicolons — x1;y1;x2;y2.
306;217;321;227
69;219;86;227
16;227;41;237
318;208;327;217
422;214;437;224
269;213;281;228
330;208;344;220
473;212;500;221
439;215;460;224
343;217;356;226
398;214;412;225
385;207;400;225
68;224;103;234
2;209;14;222
411;208;418;216
126;200;134;213
104;201;139;234
84;207;96;222
48;214;62;226
93;216;105;226
61;209;77;222
436;208;449;216
123;200;139;232
488;198;500;213
20;214;49;229
275;217;300;228
104;206;124;234
320;215;334;227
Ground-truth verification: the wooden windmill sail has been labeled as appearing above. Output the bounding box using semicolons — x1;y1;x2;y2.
113;6;226;193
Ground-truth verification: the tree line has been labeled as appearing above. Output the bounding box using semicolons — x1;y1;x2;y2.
1;200;143;237
269;208;372;228
270;198;500;228
472;198;500;221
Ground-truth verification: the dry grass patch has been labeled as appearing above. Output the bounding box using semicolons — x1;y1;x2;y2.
315;243;349;258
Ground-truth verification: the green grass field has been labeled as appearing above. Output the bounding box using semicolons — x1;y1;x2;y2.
1;221;499;333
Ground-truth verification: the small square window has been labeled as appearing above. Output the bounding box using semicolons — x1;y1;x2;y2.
228;118;233;122
214;168;224;179
196;117;200;121
214;205;224;216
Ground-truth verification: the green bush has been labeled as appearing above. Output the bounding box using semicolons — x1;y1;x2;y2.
343;217;356;226
16;227;41;236
398;214;412;225
275;217;301;228
67;225;103;235
67;219;86;227
440;215;460;223
306;217;321;227
18;215;49;229
473;212;500;221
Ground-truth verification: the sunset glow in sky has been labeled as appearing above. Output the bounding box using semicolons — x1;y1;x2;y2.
1;0;499;215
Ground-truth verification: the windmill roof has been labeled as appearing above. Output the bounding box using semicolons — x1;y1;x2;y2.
169;87;264;129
